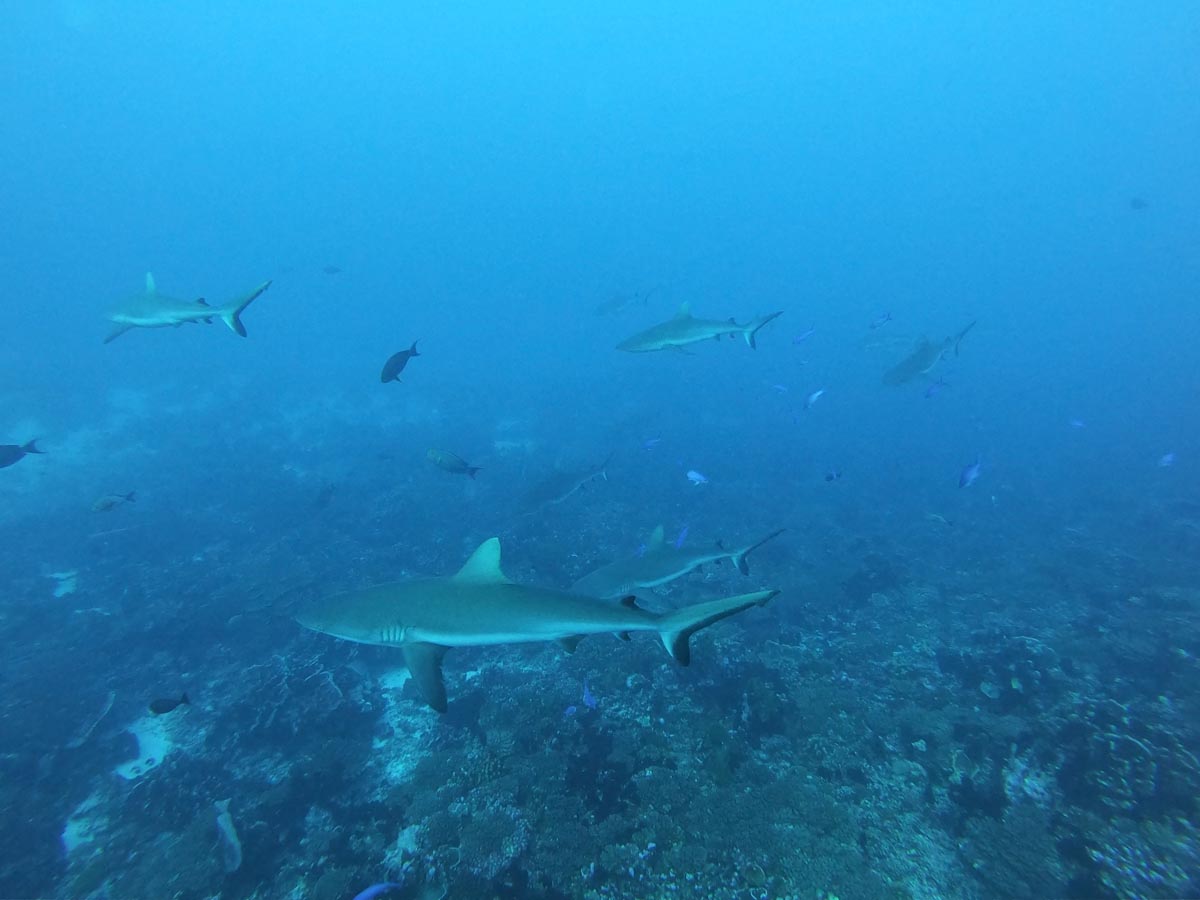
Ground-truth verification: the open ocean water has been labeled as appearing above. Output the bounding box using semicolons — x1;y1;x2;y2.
1;4;1197;899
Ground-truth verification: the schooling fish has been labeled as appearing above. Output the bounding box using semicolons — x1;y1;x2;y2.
924;377;950;399
582;678;598;710
351;884;403;900
792;325;816;344
0;440;43;469
686;470;709;486
804;388;825;410
870;311;893;329
959;458;982;488
672;524;689;549
380;340;420;383
149;692;190;715
93;491;136;512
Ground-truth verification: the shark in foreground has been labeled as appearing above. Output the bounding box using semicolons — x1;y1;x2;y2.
572;526;786;599
296;537;779;711
881;320;976;385
104;273;272;344
616;303;783;352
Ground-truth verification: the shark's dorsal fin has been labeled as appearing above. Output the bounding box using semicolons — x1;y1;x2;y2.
675;302;691;319
453;538;511;584
145;272;156;294
647;525;666;548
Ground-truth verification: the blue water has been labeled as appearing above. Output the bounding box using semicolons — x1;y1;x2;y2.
1;4;1197;899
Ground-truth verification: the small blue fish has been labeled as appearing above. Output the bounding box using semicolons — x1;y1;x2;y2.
771;383;789;394
1159;452;1176;468
824;468;841;482
672;524;689;549
563;704;578;717
959;457;982;488
804;388;825;410
635;541;647;558
1069;418;1086;429
686;470;709;486
870;311;893;329
352;883;403;900
792;325;816;344
641;437;662;451
582;678;598;710
924;377;949;399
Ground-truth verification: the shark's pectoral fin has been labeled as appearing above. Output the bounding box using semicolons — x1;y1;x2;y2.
647;525;666;548
402;642;449;713
103;324;134;344
558;635;585;653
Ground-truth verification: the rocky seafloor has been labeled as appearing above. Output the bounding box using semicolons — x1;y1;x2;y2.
1;486;1198;900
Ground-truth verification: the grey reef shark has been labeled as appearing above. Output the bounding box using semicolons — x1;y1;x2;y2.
520;454;613;513
104;273;271;343
572;525;785;599
296;537;779;711
616;303;783;352
881;320;976;385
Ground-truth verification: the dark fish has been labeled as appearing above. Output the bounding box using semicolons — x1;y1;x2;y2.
0;439;44;469
92;491;136;512
427;448;482;479
322;264;343;275
311;483;337;510
380;340;420;383
870;312;893;329
149;692;190;715
824;469;841;482
1129;197;1148;211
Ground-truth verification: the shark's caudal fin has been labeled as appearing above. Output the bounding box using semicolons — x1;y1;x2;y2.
218;280;272;337
953;320;977;356
409;340;420;357
731;528;786;575
742;311;784;349
658;589;778;665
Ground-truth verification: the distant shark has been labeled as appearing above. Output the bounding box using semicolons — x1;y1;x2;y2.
521;453;612;512
296;537;779;711
104;273;272;344
881;320;976;385
616;303;783;352
572;526;785;599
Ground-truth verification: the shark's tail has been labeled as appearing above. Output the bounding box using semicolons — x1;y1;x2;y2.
409;339;420;357
731;528;786;576
953;320;977;356
742;311;784;349
658;589;778;665
22;439;44;455
219;280;272;337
